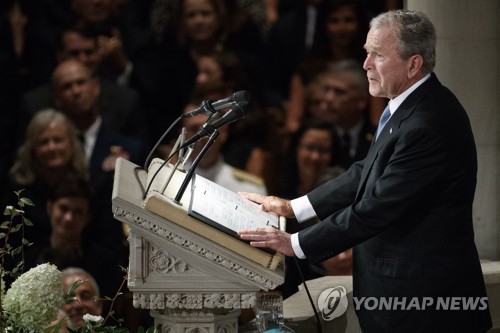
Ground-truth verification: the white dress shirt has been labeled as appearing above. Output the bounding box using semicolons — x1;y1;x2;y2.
81;116;102;161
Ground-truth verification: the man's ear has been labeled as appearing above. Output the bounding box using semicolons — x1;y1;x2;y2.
407;54;424;79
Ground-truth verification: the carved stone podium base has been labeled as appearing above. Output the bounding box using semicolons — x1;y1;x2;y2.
151;309;241;333
112;158;284;332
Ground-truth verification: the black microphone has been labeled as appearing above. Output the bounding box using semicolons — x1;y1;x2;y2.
180;104;248;148
181;90;250;118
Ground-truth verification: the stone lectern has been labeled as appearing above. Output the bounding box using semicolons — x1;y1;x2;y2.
112;158;285;332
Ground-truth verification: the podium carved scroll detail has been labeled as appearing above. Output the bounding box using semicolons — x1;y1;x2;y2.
112;206;278;290
132;292;256;310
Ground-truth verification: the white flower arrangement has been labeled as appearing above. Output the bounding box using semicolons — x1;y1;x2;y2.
2;264;64;331
82;315;104;324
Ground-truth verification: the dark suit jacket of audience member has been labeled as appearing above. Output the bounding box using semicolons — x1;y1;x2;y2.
333;119;376;170
86;122;147;265
17;78;148;147
260;0;308;107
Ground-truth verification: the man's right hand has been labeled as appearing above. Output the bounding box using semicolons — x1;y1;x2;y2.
238;192;295;219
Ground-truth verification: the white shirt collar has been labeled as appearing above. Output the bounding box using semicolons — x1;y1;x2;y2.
388;73;431;115
81;116;102;160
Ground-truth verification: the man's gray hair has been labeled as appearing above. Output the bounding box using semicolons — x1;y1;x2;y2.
327;59;369;96
370;10;436;73
61;267;101;297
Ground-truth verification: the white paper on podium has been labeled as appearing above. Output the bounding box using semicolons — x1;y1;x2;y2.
188;174;280;238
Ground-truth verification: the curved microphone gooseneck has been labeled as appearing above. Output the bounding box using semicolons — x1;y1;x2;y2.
173;130;220;204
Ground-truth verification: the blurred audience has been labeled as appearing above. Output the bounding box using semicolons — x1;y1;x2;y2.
1;1;24;189
22;0;159;98
190;51;279;186
24;175;122;300
285;0;369;133
2;109;88;249
275;118;348;298
154;0;263;130
18;22;148;147
51;59;147;260
61;267;104;330
169;96;268;195
258;0;312;108
317;59;375;169
277;118;341;199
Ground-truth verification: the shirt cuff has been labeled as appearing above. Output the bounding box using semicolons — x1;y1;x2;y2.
291;232;306;259
291;195;317;222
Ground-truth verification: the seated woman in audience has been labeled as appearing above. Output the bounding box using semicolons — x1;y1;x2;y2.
2;108;88;250
277;118;341;199
275;118;350;298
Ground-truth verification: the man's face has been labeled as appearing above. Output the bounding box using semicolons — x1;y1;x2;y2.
48;196;90;243
59;31;101;75
52;61;100;118
62;274;102;328
363;26;412;99
319;74;366;127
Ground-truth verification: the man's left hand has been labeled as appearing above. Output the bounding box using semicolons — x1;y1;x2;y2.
238;227;295;256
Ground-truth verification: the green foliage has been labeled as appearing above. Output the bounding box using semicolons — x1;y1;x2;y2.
0;190;34;280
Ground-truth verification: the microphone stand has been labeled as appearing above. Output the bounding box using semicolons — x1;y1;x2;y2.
174;129;220;205
143;128;189;200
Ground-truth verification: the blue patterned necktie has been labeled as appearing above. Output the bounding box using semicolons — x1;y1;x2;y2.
376;105;391;140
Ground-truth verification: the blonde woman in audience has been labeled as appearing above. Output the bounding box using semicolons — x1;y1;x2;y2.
2;108;88;251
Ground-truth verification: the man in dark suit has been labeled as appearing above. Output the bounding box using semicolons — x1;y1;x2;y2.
238;10;492;333
17;23;148;146
51;58;147;261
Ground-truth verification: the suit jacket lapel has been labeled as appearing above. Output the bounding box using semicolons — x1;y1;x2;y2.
355;74;441;200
